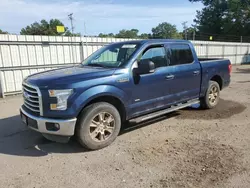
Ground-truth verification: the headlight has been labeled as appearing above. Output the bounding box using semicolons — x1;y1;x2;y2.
48;89;73;110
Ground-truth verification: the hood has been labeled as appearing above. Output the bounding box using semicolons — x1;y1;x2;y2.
25;65;116;87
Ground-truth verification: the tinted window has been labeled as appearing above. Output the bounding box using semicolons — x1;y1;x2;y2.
140;47;167;68
169;44;194;66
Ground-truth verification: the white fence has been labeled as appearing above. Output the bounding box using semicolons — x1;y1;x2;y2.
0;34;249;97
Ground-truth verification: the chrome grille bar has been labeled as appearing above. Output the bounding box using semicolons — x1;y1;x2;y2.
25;97;39;103
24;100;40;108
24;103;40;112
23;87;38;94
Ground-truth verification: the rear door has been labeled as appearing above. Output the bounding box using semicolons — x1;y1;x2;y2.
165;43;201;102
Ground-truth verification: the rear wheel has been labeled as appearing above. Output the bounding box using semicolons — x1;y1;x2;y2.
76;102;121;150
200;81;220;109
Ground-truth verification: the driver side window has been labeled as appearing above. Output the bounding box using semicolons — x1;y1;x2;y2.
140;46;167;68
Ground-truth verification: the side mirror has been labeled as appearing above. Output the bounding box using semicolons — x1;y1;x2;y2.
134;59;155;75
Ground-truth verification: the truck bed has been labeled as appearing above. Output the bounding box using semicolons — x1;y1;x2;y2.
199;57;231;97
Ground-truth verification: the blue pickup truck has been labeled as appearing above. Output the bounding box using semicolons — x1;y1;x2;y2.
20;39;231;150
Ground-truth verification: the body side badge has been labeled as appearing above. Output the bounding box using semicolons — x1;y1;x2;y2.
117;77;129;83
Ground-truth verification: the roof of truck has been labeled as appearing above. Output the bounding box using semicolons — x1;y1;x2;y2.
114;39;190;45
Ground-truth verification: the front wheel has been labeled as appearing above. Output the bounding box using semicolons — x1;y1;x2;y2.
200;81;220;109
76;102;121;150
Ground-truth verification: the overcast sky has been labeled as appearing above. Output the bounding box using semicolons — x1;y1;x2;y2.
0;0;203;35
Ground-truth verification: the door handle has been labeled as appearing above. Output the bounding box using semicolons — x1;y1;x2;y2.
193;70;200;75
165;75;175;80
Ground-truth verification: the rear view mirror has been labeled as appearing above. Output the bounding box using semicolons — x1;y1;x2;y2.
134;59;155;75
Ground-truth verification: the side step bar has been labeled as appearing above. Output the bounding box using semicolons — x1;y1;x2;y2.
131;99;200;123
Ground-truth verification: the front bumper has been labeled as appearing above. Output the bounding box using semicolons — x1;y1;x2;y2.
20;107;77;136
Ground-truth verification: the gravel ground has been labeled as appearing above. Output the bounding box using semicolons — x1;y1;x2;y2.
1;66;250;188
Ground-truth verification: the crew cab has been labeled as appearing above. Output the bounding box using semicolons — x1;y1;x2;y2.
20;39;231;150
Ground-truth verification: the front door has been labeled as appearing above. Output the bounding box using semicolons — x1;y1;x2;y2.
129;45;170;117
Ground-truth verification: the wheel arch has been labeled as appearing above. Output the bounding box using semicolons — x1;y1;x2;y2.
210;75;223;90
81;95;127;122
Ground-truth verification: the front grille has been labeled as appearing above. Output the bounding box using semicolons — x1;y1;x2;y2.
22;83;42;116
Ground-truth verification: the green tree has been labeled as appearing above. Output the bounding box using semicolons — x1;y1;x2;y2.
139;33;151;39
20;19;77;36
115;29;139;38
98;33;115;38
152;22;182;39
190;0;250;36
0;29;8;34
182;24;196;40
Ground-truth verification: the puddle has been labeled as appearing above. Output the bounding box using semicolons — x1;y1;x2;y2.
235;68;250;74
237;80;250;83
176;99;246;120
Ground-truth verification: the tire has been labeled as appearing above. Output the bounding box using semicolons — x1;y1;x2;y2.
200;81;220;109
76;102;121;150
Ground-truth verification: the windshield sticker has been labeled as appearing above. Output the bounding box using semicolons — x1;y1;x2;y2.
122;44;136;48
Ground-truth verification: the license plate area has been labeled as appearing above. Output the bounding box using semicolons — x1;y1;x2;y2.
21;112;28;125
20;111;38;129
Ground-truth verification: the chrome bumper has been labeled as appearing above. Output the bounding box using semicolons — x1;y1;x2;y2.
20;107;77;136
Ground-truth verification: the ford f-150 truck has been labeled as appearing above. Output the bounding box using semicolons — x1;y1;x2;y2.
20;39;231;150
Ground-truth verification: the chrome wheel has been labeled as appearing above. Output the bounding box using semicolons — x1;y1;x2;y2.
208;85;219;104
89;112;115;142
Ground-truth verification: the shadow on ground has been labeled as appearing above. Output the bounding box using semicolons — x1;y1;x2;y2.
0;113;179;157
0;115;86;157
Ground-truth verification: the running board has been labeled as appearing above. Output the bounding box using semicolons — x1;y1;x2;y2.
131;99;200;123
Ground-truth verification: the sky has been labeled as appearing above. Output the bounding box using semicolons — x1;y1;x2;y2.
0;0;203;35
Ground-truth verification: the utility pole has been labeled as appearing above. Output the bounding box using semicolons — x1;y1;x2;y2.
182;21;188;40
68;13;75;63
84;22;88;57
68;13;74;35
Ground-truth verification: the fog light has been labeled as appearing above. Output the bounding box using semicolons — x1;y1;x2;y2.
54;123;60;129
46;122;60;131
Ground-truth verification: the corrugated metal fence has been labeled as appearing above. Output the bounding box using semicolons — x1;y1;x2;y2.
0;34;249;97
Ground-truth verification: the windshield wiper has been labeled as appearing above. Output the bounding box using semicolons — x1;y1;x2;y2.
86;63;109;68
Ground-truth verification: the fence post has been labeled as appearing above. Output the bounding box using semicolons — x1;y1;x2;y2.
79;41;84;62
235;45;238;65
222;45;225;58
206;44;209;58
241;36;243;64
0;72;4;98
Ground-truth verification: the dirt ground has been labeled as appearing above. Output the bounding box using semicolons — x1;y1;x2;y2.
1;66;250;188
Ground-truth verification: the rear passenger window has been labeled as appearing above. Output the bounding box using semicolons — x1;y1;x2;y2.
169;44;194;66
140;47;167;68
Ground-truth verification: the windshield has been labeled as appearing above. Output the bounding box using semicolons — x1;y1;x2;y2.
82;43;140;68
